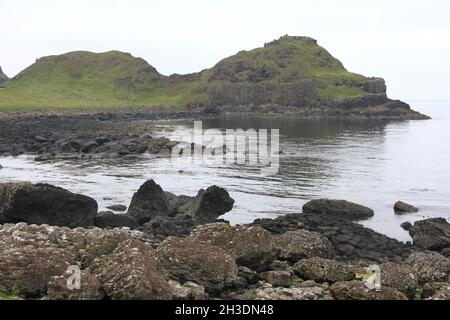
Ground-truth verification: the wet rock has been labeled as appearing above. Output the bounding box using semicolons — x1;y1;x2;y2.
262;271;292;287
127;180;171;224
94;211;138;229
46;270;105;300
189;223;279;272
155;237;238;293
278;229;334;262
294;258;355;283
409;218;450;252
106;204;127;212
394;201;419;213
80;141;98;153
0;182;97;227
137;215;196;245
380;262;418;299
330;281;407;300
89;239;172;300
401;222;413;231
403;252;450;284
94;136;110;145
237;266;260;286
302;199;374;220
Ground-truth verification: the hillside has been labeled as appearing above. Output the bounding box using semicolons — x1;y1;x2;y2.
0;36;428;119
0;66;8;84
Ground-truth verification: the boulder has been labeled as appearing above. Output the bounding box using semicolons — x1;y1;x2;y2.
181;186;234;223
46;270;105;300
169;280;207;300
0;246;77;297
249;283;329;300
302;199;374;220
0;182;98;227
278;229;334;262
262;271;292;287
421;282;449;299
155;237;238;293
380;262;418;299
401;222;413;231
189;223;279;272
106;204;127;212
293;257;355;283
80;141;98;153
427;285;450;300
330;281;407;300
89;239;172;300
404;252;450;284
127;180;171;224
409;218;450;252
394;201;419;213
94;211;138;229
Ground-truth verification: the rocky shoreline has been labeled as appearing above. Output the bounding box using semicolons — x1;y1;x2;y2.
0;180;449;300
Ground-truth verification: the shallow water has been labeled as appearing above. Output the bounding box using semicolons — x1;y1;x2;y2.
1;100;449;241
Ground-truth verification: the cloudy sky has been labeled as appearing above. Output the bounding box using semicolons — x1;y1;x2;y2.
1;0;449;100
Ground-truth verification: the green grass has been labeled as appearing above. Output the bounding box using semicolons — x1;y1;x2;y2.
0;291;20;300
0;36;373;110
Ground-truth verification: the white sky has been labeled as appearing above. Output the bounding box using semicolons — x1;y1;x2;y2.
1;0;450;100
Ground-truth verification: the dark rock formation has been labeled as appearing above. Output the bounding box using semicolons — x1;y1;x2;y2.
394;201;419;214
404;252;450;284
94;211;138;229
329;281;407;300
401;221;413;231
251;212;416;262
0;182;97;227
302;199;374;220
409;218;450;252
294;258;355;283
0;66;8;84
106;204;127;212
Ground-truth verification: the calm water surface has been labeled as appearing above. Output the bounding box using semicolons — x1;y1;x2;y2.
1;100;449;241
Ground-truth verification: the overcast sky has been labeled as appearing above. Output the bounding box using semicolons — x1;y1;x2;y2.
1;0;449;100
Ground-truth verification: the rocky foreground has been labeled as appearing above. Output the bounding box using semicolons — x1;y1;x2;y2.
0;181;449;300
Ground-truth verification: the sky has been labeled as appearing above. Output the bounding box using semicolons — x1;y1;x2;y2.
1;0;450;100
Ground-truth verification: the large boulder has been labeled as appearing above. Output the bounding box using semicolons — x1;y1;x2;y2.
0;245;77;297
126;180;171;224
189;223;279;272
379;262;418;299
0;182;97;227
293;258;355;283
278;229;334;262
394;201;419;214
403;252;450;284
46;271;105;300
302;199;374;220
89;239;172;300
94;211;138;229
329;281;407;300
409;218;450;252
155;237;238;293
177;186;235;224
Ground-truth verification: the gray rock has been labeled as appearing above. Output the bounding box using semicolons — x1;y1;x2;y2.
302;199;374;220
330;281;407;300
0;66;8;84
409;218;450;251
0;182;97;227
94;211;138;229
404;252;450;284
106;204;127;212
278;229;334;262
46;271;105;300
293;257;355;283
262;271;292;287
394;201;419;213
80;141;98;153
401;221;413;231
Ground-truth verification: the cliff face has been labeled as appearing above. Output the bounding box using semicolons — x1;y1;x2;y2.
0;36;429;119
0;66;8;84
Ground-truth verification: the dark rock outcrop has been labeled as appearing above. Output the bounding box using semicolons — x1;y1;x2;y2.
404;252;450;284
394;201;419;214
302;199;374;220
0;66;8;84
409;218;450;252
294;258;355;283
94;211;138;229
0;182;97;227
329;281;407;300
251;212;416;262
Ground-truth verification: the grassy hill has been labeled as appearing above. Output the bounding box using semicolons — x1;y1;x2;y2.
0;36;389;110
